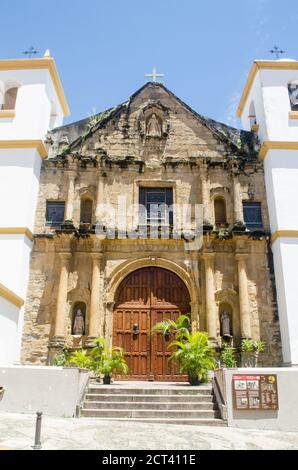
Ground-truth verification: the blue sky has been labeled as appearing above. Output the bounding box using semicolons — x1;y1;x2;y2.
1;0;297;127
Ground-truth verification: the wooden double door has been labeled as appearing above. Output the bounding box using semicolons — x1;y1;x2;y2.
113;267;191;381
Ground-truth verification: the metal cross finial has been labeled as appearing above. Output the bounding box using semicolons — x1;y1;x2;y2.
145;66;165;83
269;45;285;60
23;46;39;59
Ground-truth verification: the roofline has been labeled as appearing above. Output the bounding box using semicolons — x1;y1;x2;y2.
0;57;70;117
237;60;298;118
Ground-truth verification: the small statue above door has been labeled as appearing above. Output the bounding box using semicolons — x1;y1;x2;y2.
72;304;86;336
146;113;162;137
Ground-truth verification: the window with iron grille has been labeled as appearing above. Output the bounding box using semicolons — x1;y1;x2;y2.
243;202;262;229
139;188;173;226
46;201;65;227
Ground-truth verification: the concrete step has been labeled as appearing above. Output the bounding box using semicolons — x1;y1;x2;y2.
85;393;216;403
83;401;218;411
87;386;212;396
79;417;226;426
81;409;221;419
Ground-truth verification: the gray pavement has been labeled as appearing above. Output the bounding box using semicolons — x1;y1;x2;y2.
0;412;298;450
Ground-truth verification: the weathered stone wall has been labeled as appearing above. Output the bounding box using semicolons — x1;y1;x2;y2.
21;83;282;367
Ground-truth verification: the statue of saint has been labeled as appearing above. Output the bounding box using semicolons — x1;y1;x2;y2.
221;312;232;338
72;308;85;336
146;113;161;137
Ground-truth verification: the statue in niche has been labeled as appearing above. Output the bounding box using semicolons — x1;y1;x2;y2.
146;113;162;137
220;311;232;338
72;306;85;336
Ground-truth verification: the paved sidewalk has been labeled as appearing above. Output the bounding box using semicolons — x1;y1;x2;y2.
0;412;298;450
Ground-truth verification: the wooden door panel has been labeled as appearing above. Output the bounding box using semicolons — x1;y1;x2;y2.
113;267;191;381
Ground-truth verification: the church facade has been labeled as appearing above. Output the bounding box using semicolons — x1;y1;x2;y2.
19;81;282;377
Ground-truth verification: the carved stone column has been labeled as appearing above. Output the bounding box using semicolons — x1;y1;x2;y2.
95;176;104;222
51;252;71;346
86;253;103;345
202;253;217;341
233;175;244;224
236;254;252;339
200;164;212;226
65;172;76;221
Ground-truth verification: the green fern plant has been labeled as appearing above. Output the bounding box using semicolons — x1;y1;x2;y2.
68;349;91;369
152;314;190;340
169;331;216;384
220;344;237;368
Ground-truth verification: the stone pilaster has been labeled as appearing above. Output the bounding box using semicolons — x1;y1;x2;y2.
202;253;217;341
235;253;252;339
86;252;103;345
50;252;71;347
200;164;212;226
233;175;244;224
95;176;104;222
65;172;76;221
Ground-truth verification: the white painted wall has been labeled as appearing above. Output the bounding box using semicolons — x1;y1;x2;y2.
241;62;298;142
0;61;66;364
240;62;298;366
272;239;298;365
0;366;89;416
0;148;42;230
0;68;64;139
0;297;20;364
223;368;298;431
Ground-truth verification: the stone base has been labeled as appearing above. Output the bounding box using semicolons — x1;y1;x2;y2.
49;336;66;349
84;337;97;349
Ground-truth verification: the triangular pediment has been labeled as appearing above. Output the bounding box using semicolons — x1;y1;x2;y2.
49;82;257;160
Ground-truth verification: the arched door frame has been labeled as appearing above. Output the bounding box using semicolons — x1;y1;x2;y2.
105;257;199;344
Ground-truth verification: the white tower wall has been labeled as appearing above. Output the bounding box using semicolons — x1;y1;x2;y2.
238;60;298;366
0;57;69;364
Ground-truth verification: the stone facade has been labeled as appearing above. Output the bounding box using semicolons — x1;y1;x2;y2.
21;83;282;367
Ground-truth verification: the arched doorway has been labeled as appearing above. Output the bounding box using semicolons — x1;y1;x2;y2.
113;267;191;381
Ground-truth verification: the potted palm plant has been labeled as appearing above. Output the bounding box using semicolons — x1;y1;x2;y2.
68;349;92;370
170;331;216;385
240;339;266;367
90;337;129;384
152;314;190;340
220;343;237;368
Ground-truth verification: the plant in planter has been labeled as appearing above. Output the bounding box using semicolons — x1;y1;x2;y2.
240;339;266;367
152;314;191;340
220;343;237;368
68;349;92;369
100;347;129;384
169;331;216;385
90;337;129;384
52;347;69;367
253;340;266;367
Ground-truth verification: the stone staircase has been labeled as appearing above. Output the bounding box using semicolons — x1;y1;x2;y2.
81;382;225;426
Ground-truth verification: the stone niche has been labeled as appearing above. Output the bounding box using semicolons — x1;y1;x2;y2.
138;103;170;140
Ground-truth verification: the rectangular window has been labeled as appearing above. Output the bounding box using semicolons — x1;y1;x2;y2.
46;201;65;227
139;188;173;226
243;202;262;229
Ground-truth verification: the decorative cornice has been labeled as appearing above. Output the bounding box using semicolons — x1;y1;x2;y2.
0;57;70;116
0;140;47;159
289;111;298;120
0;110;15;119
259;141;298;160
271;230;298;244
237;60;298;117
0;283;24;308
0;227;34;241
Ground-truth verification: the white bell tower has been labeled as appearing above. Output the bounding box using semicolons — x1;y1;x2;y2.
238;59;298;366
0;53;69;364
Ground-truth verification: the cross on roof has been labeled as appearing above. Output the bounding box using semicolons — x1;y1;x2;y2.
269;45;285;60
145;66;165;83
23;46;39;58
